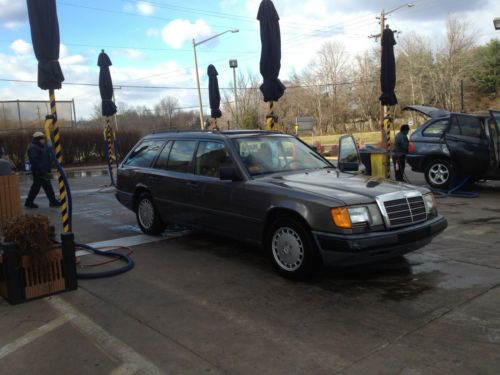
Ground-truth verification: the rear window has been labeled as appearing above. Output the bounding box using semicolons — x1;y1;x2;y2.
166;140;197;173
423;120;448;137
124;140;164;168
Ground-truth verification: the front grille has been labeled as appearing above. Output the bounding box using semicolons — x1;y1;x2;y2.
383;196;426;228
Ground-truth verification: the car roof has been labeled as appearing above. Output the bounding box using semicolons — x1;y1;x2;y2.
143;130;291;140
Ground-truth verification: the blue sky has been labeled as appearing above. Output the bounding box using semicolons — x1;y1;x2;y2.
0;0;499;119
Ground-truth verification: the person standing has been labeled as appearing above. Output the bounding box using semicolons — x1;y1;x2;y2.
393;124;410;182
25;132;61;209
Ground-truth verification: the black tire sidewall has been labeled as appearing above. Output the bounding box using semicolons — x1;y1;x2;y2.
425;159;454;189
266;216;320;279
136;193;165;235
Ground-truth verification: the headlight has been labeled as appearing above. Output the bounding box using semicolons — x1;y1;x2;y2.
332;204;383;229
423;193;437;216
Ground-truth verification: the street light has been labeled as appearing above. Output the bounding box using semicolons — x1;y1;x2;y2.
229;59;239;128
494;17;500;30
193;29;239;129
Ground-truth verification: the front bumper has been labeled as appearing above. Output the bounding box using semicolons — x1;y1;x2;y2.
313;215;447;266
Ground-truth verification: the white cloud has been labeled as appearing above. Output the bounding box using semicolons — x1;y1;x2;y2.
10;39;32;55
113;48;146;61
136;1;156;16
161;19;214;49
0;0;26;29
146;27;160;38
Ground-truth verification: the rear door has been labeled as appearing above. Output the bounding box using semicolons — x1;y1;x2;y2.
489;110;500;170
151;139;197;224
444;114;490;176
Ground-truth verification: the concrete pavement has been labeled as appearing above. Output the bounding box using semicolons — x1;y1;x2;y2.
1;170;499;374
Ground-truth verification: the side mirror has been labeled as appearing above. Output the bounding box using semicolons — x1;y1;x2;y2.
220;166;241;182
338;135;361;172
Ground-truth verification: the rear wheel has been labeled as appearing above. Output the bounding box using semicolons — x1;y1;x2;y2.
136;192;165;235
425;159;454;190
266;216;321;279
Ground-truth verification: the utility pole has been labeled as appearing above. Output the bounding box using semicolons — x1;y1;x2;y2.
229;59;239;128
192;29;239;130
369;3;415;147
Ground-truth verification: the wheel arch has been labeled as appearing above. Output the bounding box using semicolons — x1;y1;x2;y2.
263;207;311;244
132;185;151;210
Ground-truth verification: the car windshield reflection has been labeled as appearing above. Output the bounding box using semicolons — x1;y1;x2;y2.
232;136;332;177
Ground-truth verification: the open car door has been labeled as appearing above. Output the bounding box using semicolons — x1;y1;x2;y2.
489;110;500;170
444;114;490;177
403;105;450;119
338;135;362;173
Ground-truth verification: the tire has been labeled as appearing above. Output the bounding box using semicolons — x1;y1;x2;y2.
425;159;454;190
266;216;321;279
135;192;165;235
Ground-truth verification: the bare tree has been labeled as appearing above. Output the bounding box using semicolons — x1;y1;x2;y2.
154;96;180;129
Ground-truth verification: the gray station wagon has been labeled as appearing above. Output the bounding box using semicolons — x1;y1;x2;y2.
116;130;447;278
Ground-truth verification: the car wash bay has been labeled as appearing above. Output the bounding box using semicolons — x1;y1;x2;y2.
1;170;500;374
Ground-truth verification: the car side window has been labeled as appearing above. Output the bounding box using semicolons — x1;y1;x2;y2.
154;141;173;170
195;142;232;178
449;116;483;138
166;140;197;173
124;141;164;168
423;120;448;137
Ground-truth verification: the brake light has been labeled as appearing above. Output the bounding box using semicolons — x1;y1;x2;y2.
409;142;415;154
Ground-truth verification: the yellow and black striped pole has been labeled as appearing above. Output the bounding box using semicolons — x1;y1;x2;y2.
266;101;275;130
384;112;393;179
45;89;71;233
103;118;116;186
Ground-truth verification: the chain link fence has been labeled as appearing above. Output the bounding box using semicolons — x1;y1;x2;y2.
0;100;76;132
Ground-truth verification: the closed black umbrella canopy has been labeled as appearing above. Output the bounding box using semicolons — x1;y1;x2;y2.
379;28;398;106
27;0;64;90
257;0;285;103
207;65;222;119
98;51;117;117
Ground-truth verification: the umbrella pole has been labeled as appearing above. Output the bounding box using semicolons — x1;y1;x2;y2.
384;108;392;179
48;89;71;233
104;118;116;186
266;102;275;130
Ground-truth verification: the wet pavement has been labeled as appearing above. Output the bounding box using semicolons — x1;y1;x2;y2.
1;169;500;374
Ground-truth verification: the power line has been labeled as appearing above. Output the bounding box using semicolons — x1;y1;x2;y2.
0;77;376;91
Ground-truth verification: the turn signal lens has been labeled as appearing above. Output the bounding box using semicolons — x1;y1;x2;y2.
332;208;352;229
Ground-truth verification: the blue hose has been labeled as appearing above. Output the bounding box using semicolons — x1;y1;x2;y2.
48;146;134;278
75;243;135;279
432;176;478;198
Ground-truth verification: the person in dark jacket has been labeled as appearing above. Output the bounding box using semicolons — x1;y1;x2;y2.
25;132;61;209
393;124;410;182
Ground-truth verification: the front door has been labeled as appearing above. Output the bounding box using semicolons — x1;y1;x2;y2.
188;140;245;236
444;114;490;176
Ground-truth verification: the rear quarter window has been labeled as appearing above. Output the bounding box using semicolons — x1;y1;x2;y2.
423;120;448;137
124;140;164;168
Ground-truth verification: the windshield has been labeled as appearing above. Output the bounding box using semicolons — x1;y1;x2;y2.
232;136;331;176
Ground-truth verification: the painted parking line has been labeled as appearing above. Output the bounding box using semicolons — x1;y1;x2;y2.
0;316;69;360
48;296;163;375
76;231;190;257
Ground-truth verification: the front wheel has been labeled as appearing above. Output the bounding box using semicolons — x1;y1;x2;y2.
266;216;321;279
425;159;454;190
136;192;165;235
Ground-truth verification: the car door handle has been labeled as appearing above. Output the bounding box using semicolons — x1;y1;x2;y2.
186;182;200;190
148;175;161;182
